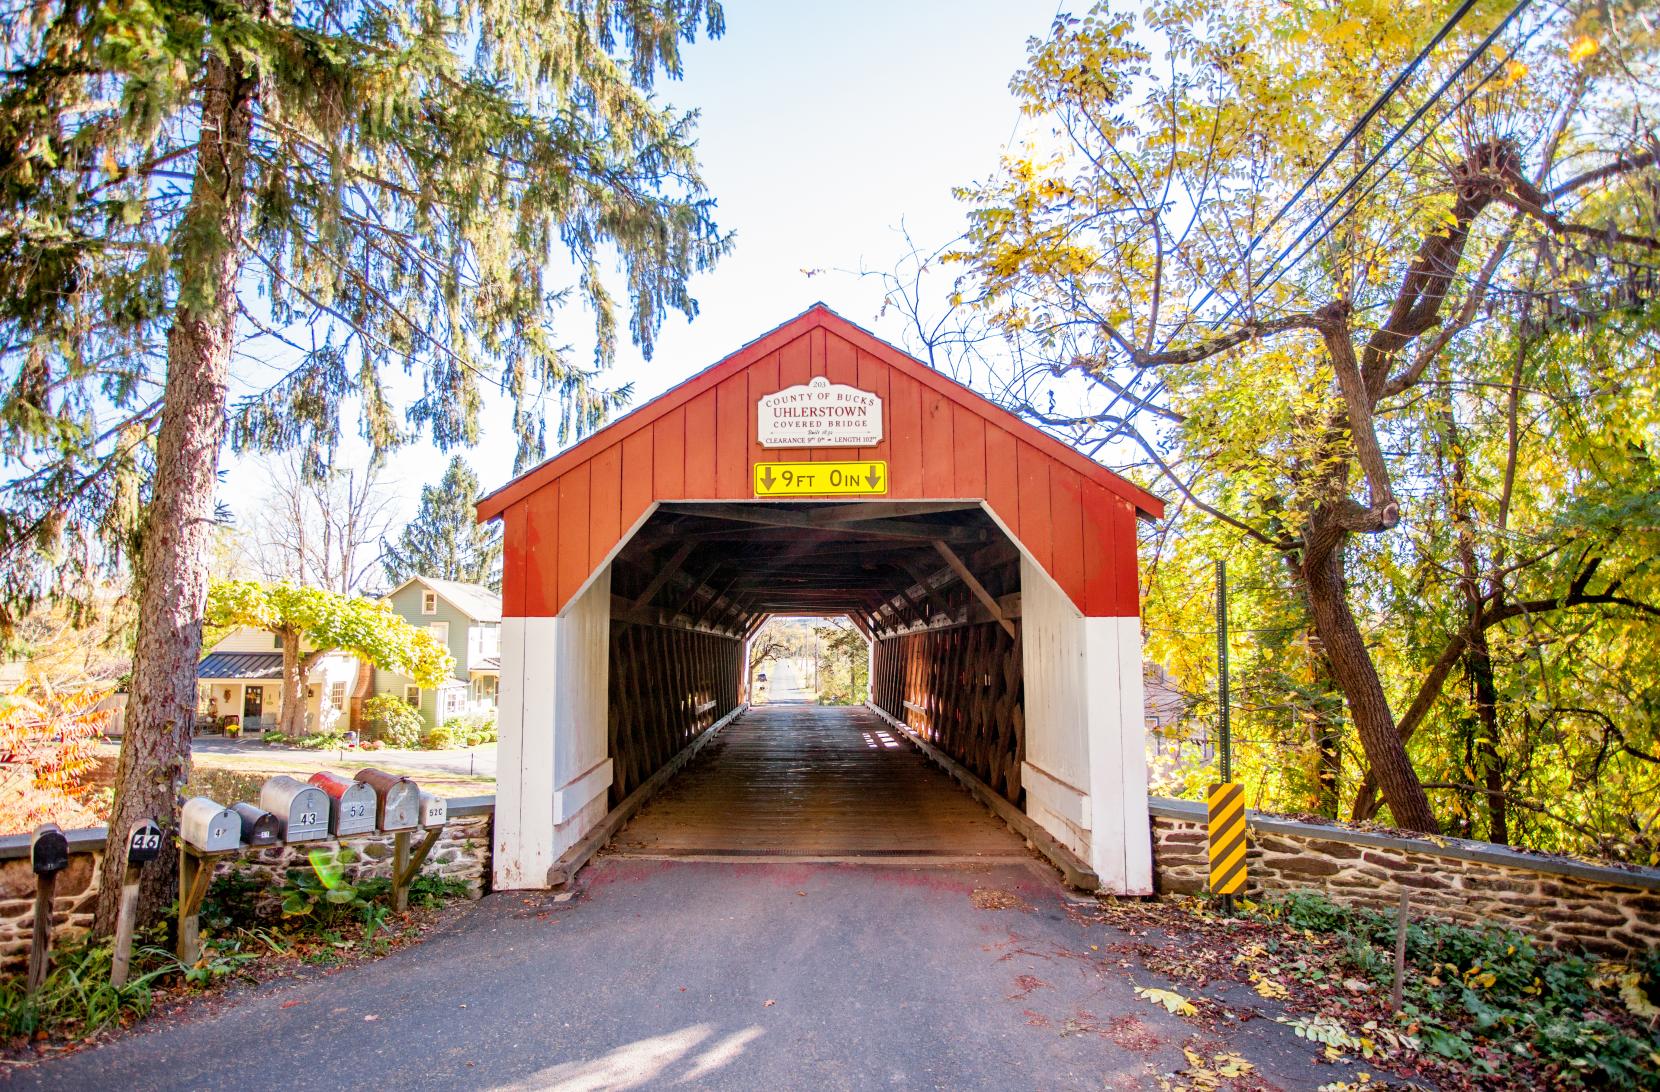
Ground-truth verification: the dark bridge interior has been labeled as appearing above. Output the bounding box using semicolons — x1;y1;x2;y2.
601;501;1029;832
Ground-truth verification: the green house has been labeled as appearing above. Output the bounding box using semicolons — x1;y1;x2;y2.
375;576;502;731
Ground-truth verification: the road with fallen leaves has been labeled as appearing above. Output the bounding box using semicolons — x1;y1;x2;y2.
15;856;1376;1090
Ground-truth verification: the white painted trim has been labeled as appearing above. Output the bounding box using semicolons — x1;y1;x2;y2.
1081;618;1128;891
1021;761;1090;830
492;617;528;889
1111;616;1154;892
553;758;613;824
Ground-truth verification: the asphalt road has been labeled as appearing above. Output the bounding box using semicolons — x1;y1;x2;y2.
101;738;500;779
19;858;1343;1090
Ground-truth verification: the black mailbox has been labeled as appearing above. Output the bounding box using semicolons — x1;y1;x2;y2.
31;823;69;875
231;803;282;847
125;819;164;866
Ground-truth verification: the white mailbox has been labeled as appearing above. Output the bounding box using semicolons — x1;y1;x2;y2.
419;792;447;829
180;797;241;853
259;776;330;843
308;772;376;836
354;769;422;831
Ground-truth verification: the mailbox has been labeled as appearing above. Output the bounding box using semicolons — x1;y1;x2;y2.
180;797;241;853
419;792;447;829
308;771;376;836
231;803;281;847
259;775;330;843
31;823;69;875
354;769;421;831
125;819;164;866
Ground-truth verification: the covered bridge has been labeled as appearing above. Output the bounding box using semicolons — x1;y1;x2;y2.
476;305;1164;893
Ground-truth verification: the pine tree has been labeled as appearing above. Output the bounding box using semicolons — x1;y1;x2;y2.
383;456;503;590
0;0;728;932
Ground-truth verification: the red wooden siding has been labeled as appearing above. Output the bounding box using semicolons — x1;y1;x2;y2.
487;306;1162;620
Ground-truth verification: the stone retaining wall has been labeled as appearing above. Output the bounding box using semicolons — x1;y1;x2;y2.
0;803;492;973
1149;798;1660;959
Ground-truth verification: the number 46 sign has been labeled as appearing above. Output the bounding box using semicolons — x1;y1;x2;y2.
126;819;163;865
111;818;164;988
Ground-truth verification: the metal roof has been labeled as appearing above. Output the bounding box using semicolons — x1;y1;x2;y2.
197;651;285;681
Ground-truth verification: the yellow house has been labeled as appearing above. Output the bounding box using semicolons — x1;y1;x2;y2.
195;626;366;735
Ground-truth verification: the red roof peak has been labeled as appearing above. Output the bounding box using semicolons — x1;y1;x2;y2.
477;307;1163;523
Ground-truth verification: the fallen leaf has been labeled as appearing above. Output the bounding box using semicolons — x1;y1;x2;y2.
1253;977;1289;1000
763;999;776;1007
280;1000;303;1009
1134;985;1197;1017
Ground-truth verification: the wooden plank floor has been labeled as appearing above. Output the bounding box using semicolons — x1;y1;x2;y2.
608;702;1031;860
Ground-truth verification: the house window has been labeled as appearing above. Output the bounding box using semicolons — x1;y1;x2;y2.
428;621;449;646
273;632;283;649
330;682;346;710
422;590;437;615
404;685;421;708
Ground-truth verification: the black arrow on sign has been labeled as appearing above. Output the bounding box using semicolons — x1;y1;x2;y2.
866;465;882;489
759;466;777;490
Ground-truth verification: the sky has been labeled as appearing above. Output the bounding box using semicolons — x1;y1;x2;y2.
218;0;1064;529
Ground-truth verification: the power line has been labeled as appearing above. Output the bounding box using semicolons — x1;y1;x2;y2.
1094;0;1534;446
1160;0;1487;348
1245;0;1536;306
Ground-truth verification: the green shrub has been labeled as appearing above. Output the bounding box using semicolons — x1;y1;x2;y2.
260;730;285;744
291;731;347;750
422;713;497;748
422;719;460;750
362;693;422;748
1253;891;1660;1088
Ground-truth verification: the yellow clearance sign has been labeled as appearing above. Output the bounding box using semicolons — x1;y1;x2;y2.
753;461;888;496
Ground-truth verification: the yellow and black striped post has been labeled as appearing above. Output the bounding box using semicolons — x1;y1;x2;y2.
1207;781;1247;902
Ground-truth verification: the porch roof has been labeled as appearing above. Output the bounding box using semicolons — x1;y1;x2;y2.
197;651;284;681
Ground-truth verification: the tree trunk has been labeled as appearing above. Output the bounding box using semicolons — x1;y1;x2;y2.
279;631;308;737
1301;534;1439;833
1467;629;1508;844
1310;649;1342;818
92;51;256;937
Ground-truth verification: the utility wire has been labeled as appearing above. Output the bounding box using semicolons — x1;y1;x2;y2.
1094;0;1534;448
1159;0;1487;349
1246;0;1536;305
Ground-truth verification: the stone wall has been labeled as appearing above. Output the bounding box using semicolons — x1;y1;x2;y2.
0;802;493;973
1150;798;1660;959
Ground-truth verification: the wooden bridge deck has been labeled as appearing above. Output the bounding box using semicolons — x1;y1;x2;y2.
607;702;1030;861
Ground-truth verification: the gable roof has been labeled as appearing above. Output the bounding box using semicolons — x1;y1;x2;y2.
388;576;502;622
477;304;1164;521
477;304;1163;619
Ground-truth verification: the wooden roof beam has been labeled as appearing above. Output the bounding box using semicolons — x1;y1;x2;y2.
629;541;695;612
933;540;1016;639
